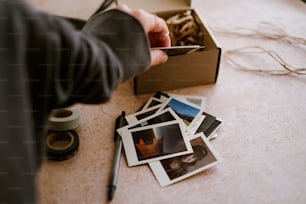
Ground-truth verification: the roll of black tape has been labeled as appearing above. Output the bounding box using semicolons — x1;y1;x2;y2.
46;130;79;161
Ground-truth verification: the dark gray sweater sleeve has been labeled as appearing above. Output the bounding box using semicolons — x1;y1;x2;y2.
0;0;151;203
23;5;151;109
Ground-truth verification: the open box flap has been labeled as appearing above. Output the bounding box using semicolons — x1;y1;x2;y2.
118;0;191;12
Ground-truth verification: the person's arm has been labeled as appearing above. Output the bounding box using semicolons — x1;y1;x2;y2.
1;1;170;203
22;6;151;109
2;0;168;110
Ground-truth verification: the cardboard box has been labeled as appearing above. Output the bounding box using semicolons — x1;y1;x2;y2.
120;0;221;95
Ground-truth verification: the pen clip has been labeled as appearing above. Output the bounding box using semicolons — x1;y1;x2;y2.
114;111;127;141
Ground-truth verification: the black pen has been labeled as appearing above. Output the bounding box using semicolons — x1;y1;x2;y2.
108;111;126;201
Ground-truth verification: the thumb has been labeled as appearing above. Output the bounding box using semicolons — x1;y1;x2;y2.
150;50;168;67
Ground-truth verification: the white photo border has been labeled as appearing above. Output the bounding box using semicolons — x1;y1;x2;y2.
120;120;193;167
158;97;205;134
117;108;183;134
149;132;221;187
141;97;163;111
125;104;164;125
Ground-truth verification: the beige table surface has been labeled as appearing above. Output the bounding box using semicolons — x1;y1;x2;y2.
26;0;306;203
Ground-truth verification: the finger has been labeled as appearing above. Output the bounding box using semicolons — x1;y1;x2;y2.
138;13;170;47
151;15;169;36
147;15;171;47
128;10;165;33
117;6;170;47
117;6;169;36
149;31;171;47
150;50;168;67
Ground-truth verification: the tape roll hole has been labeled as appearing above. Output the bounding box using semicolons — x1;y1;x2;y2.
47;132;74;151
52;109;73;118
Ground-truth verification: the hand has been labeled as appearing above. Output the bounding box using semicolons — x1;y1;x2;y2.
117;4;171;67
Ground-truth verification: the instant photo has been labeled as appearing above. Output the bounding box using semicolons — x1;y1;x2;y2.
153;91;170;101
194;112;222;139
160;97;204;133
125;104;163;125
185;97;204;109
127;108;182;130
195;112;216;134
149;133;220;187
120;121;193;166
169;94;205;110
205;119;222;140
117;108;182;136
152;45;204;56
141;97;163;110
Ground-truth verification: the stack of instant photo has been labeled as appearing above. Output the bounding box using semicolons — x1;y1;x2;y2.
117;92;222;187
